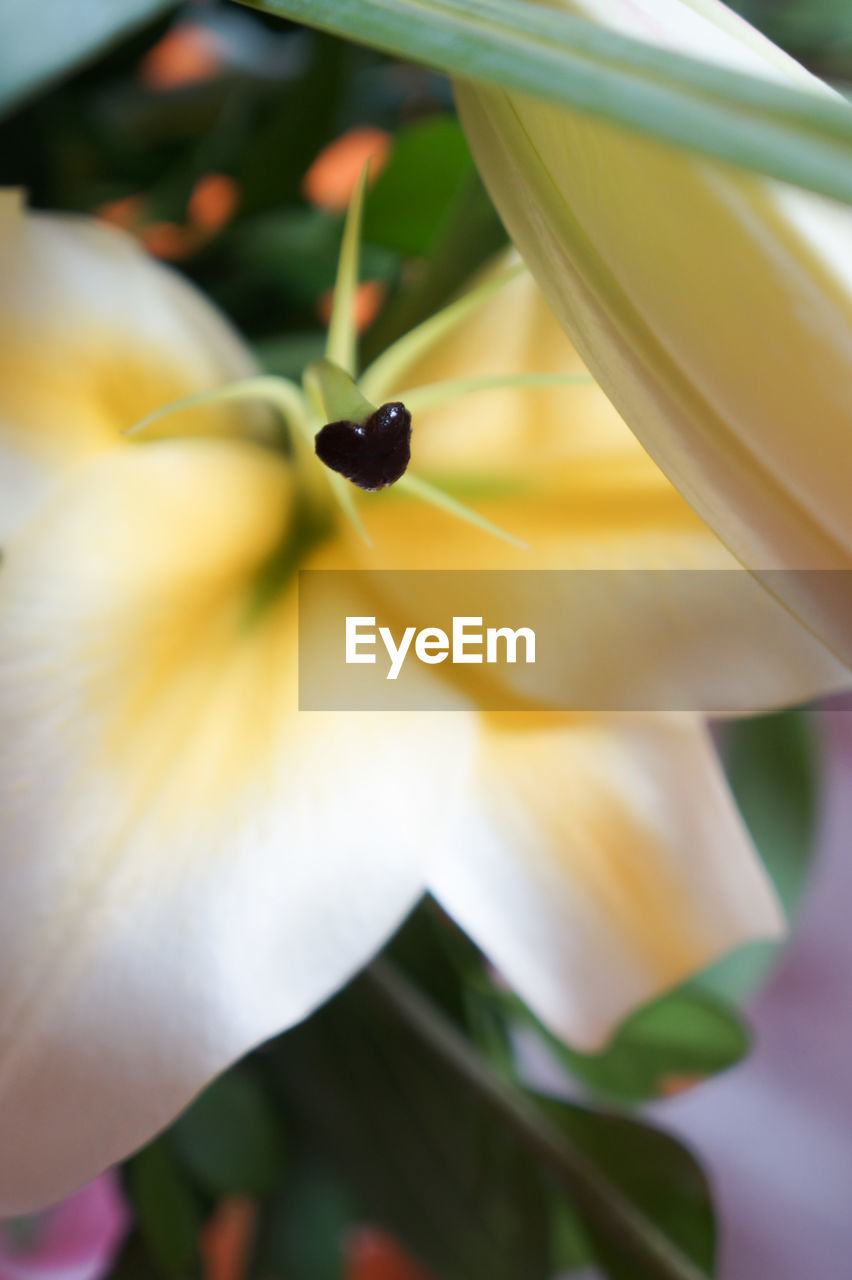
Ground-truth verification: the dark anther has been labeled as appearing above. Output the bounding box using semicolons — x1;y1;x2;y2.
314;401;412;491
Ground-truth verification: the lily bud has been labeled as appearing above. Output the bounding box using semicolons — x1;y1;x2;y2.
455;0;852;663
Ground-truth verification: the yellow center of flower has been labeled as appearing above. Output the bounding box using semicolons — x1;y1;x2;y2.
119;172;589;632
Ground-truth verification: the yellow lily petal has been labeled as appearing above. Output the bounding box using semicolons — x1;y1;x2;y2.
351;266;848;712
0;439;473;1213
0;192;258;540
454;0;852;660
430;713;783;1050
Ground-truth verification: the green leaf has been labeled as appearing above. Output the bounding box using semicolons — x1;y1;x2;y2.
234;0;852;206
538;1100;715;1280
108;1234;167;1280
550;1199;592;1272
726;709;818;913
699;708;818;1003
253;1166;359;1280
0;0;176;118
170;1066;285;1197
127;1139;203;1280
502;987;749;1106
359;171;507;364
269;976;561;1280
269;963;716;1280
227;209;397;308
363;116;475;255
765;0;852;51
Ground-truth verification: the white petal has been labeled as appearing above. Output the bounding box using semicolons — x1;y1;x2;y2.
0;192;257;540
430;714;783;1050
0;439;474;1213
454;0;852;659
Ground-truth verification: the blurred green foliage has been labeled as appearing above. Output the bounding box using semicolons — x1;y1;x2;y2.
482;986;751;1108
0;3;503;364
729;0;852;82
698;708;819;1003
269;971;555;1280
726;709;818;915
128;1139;204;1279
170;1067;285;1197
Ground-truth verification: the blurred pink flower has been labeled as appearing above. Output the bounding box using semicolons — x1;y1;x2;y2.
0;1174;129;1280
656;705;852;1280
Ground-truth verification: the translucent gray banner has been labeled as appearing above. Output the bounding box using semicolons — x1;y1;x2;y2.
298;570;851;712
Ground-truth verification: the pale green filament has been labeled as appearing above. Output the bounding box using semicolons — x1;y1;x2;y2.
325;162;370;378
304;358;527;549
124;208;571;557
124;375;309;443
125;375;370;542
125;373;526;552
395;473;528;551
359;263;526;405
325;472;371;544
399;371;595;415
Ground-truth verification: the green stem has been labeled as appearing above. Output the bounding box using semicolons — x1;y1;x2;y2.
364;961;710;1280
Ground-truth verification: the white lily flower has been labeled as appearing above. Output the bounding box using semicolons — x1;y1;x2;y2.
1;192;839;1213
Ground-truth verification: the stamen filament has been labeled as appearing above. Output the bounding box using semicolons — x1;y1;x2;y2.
124;376;309;442
125;375;371;543
396;472;528;550
326;162;371;378
327;472;372;545
400;372;595;414
359;263;526;404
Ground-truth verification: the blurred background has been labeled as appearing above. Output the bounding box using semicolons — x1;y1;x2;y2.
0;1;851;1277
